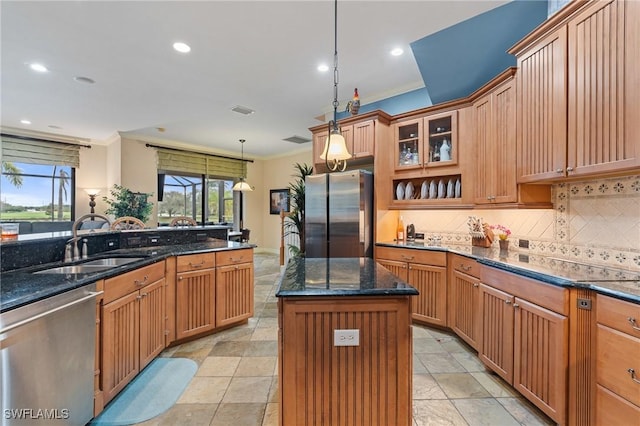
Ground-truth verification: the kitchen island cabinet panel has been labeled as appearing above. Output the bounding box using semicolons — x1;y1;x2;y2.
448;254;481;350
139;278;166;368
479;283;514;383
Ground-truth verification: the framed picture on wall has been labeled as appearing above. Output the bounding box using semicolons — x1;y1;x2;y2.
270;188;290;214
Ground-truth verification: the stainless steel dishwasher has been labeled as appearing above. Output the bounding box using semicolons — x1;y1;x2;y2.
1;283;101;426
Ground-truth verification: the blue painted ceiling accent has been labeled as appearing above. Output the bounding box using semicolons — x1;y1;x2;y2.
411;0;548;105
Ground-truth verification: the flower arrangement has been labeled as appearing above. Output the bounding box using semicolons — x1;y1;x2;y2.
491;224;511;241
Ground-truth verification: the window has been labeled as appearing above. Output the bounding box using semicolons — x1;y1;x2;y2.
157;173;235;226
1;162;75;221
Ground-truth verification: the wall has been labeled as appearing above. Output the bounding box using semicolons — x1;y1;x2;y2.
391;175;640;271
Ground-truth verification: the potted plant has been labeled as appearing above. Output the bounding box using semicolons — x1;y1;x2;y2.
285;163;313;257
491;224;511;251
103;184;153;223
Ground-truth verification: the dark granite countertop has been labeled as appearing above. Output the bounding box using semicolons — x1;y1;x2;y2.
276;257;419;297
376;241;640;304
0;240;252;313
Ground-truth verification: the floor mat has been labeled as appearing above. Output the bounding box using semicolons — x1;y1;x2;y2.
89;357;197;425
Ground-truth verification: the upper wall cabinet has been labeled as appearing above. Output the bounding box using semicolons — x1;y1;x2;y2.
512;0;639;182
310;111;391;173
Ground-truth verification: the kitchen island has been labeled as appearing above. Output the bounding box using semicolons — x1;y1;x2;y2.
276;257;418;426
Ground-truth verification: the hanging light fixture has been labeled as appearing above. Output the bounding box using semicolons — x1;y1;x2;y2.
320;0;351;172
232;139;253;191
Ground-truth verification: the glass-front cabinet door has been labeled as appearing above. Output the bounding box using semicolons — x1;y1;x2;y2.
395;119;423;170
424;111;457;167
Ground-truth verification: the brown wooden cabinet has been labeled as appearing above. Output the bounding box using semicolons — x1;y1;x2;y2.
512;0;639;182
215;249;254;327
447;254;481;350
595;294;640;424
175;253;216;340
479;266;569;425
101;261;166;404
376;246;447;327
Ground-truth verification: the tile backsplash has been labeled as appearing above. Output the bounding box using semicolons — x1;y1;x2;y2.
398;175;640;271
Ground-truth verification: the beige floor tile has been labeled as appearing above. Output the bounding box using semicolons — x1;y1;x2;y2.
497;397;556;426
177;377;231;404
222;377;273;403
413;338;448;354
413;355;428;374
432;374;491;399
413;374;448;400
235;356;277;376
244;340;278;357
262;402;279;426
452;398;519;426
450;352;487;373
418;353;467;373
209;340;251;357
268;377;279;403
210;403;266;426
256;317;278;328
135;403;218;426
251;328;278;341
197;356;241;377
413;400;468;426
470;372;519;398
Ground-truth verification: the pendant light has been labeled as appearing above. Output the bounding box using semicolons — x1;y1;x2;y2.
320;0;351;172
232;139;253;191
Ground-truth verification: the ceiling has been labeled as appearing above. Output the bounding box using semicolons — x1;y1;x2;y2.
0;1;510;159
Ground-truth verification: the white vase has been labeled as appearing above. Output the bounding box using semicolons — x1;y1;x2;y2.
440;139;451;161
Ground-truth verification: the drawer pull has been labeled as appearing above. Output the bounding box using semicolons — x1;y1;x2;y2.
628;368;640;385
628;317;640;331
230;256;244;263
401;255;414;261
459;264;471;272
134;275;149;286
189;260;205;268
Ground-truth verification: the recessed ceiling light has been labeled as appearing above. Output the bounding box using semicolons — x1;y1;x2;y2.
231;105;255;115
317;64;329;72
390;48;404;56
173;42;191;53
74;76;95;84
20;119;31;125
29;63;48;72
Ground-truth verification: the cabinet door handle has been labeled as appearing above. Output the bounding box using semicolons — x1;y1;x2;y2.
134;275;149;286
178;276;183;281
505;300;511;305
513;303;520;308
628;317;640;331
473;283;479;288
189;260;205;268
556;168;564;173
566;167;574;172
628;368;640;385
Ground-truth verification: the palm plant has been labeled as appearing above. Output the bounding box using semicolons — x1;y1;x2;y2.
1;162;23;188
285;163;313;257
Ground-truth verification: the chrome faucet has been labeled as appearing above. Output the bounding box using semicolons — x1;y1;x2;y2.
65;214;112;262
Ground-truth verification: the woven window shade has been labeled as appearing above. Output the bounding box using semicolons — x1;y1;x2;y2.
1;135;80;168
156;148;245;178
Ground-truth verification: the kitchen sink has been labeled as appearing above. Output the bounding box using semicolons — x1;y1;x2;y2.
81;257;145;267
33;257;145;274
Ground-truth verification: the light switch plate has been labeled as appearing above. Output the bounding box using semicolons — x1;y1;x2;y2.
334;329;360;346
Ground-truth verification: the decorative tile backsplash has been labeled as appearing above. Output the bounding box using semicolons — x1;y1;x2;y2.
398;175;640;271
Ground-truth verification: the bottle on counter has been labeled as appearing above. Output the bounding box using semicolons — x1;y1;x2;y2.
397;216;405;241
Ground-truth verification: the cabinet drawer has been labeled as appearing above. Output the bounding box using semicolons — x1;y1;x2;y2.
104;261;165;304
596;324;640;407
597;294;640;337
480;266;569;315
376;247;446;267
596;384;640;426
176;253;215;272
216;249;253;266
449;253;480;278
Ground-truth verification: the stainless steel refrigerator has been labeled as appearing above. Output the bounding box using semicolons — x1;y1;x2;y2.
305;170;373;258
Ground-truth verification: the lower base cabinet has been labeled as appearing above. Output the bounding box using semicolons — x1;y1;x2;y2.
447;254;481;350
175;253;216;340
101;262;166;404
479;266;569;425
376;247;447;326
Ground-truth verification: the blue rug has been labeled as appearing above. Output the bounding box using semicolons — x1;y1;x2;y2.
90;357;197;425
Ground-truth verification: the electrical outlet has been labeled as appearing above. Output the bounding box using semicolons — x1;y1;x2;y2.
519;239;530;249
334;329;360;347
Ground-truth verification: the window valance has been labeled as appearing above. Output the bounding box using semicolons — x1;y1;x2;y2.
1;134;82;168
155;147;247;179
